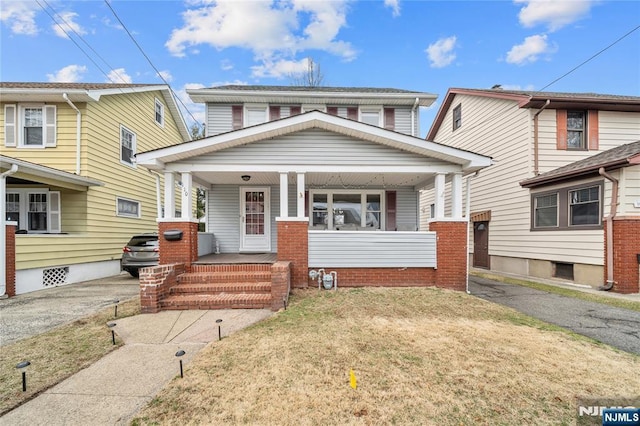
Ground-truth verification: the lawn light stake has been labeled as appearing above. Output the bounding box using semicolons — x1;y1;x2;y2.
108;322;117;345
16;361;31;392
175;350;186;378
216;319;223;341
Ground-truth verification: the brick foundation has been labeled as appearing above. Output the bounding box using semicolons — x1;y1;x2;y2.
4;224;16;297
605;217;640;294
139;263;186;313
306;267;436;288
429;221;468;291
277;220;308;288
271;261;291;311
158;221;198;268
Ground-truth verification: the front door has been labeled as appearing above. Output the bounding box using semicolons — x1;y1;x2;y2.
240;188;271;252
473;221;490;269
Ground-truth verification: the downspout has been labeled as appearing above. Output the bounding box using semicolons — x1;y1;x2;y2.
1;164;19;297
63;93;82;175
465;171;480;294
599;167;619;291
411;97;419;137
532;99;550;176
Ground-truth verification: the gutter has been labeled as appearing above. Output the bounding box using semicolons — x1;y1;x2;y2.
598;167;618;291
532;99;550;176
1;164;19;297
63;93;82;175
465;171;480;294
411;97;419;137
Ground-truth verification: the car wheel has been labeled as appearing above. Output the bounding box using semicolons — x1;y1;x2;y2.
128;270;139;278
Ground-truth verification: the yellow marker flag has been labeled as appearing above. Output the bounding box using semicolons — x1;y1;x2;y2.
349;369;357;389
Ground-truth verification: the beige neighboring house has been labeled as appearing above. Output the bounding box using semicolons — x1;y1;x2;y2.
1;82;190;296
422;88;640;293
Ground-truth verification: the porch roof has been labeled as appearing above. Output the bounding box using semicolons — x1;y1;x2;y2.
1;155;103;191
136;111;492;178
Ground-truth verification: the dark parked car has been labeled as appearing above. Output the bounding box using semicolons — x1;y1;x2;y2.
121;234;159;277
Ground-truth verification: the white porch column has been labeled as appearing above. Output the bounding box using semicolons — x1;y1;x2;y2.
434;173;445;219
451;172;463;219
296;172;305;218
181;172;193;220
279;172;289;218
164;171;175;219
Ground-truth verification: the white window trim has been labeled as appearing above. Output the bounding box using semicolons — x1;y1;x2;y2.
309;189;386;230
244;104;268;127
154;98;165;127
6;188;60;233
359;106;383;127
15;104;56;148
120;124;137;168
116;196;141;218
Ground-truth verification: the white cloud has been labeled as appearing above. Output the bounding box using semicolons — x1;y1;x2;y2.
251;57;311;79
157;70;173;83
165;0;356;70
425;36;457;68
506;34;557;65
515;0;593;32
52;11;87;39
0;1;39;35
106;68;133;84
46;64;87;82
220;59;234;71
385;0;400;17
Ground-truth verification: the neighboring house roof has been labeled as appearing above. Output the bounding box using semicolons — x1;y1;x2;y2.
0;82;191;141
1;155;104;189
137;110;491;174
427;87;640;140
520;140;640;188
188;85;437;107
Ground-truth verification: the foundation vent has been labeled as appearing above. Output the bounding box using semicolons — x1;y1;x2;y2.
43;267;69;287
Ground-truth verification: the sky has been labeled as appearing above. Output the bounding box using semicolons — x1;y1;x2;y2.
1;0;639;137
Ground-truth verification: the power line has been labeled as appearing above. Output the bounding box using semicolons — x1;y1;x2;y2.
104;0;203;132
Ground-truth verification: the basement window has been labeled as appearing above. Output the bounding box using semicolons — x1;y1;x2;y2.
553;262;574;280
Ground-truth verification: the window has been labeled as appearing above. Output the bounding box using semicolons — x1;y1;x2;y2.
567;111;585;149
360;109;381;126
120;125;136;166
154;98;164;126
117;197;141;218
534;194;558;228
310;190;384;230
5;190;60;233
232;105;243;130
245;105;268;126
383;108;395;130
268;105;302;121
453;104;462;131
531;182;602;230
569;186;600;226
4;104;56;148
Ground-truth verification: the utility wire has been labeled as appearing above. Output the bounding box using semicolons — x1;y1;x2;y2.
104;0;203;133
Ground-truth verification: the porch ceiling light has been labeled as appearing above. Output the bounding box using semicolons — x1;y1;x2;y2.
241;175;251;182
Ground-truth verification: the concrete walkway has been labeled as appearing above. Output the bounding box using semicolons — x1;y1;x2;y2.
1;309;273;425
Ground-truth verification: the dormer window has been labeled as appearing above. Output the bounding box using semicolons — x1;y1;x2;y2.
453;104;462;131
360;107;382;126
154;98;164;127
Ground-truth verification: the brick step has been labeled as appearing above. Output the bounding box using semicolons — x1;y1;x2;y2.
190;264;272;273
159;293;272;310
170;281;271;294
178;271;271;284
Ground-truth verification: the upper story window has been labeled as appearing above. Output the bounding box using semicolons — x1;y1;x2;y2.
120;125;136;167
269;105;302;121
232;105;243;130
154;98;164;127
4;104;57;148
453;104;462;131
245;104;268;127
531;181;602;230
360;107;382;126
327;106;358;120
557;110;598;151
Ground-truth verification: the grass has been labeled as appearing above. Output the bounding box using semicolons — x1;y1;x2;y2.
0;298;140;416
131;288;640;425
472;271;640;313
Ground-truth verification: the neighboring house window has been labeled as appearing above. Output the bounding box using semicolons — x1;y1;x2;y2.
4;104;56;148
531;181;602;230
120;125;136;166
154;98;164;126
116;197;141;218
556;110;599;150
453;104;462;131
5;190;61;233
534;193;558;228
309;190;384;230
232;105;243;130
360;107;382;126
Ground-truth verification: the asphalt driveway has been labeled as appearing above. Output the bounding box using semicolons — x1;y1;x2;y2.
469;275;640;355
0;273;140;346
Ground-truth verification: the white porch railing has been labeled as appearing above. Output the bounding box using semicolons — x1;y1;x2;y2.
308;231;437;268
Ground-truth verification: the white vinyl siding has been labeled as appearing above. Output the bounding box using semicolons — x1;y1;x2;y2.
308;231;436;267
206;104;233;136
620;165;640;216
394;107;413;135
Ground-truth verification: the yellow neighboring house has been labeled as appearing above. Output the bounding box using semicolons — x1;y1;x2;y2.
0;82;191;295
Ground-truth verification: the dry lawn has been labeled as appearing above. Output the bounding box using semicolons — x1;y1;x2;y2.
132;288;640;425
0;298;140;415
